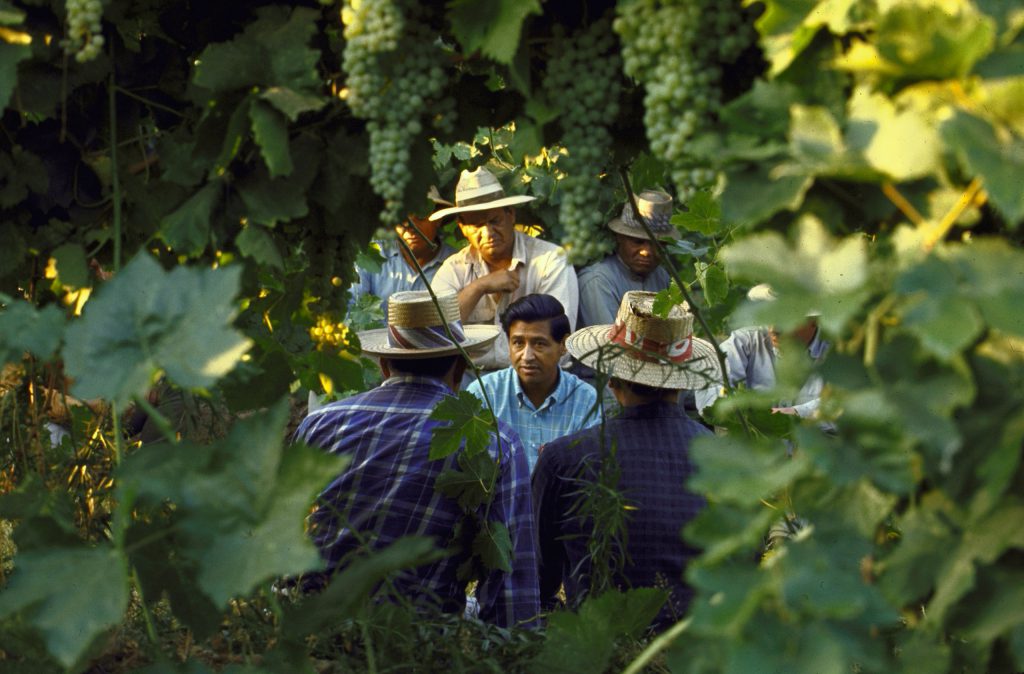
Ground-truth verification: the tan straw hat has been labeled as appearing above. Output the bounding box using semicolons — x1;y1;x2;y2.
428;167;536;221
358;290;500;359
566;291;720;389
607;190;679;240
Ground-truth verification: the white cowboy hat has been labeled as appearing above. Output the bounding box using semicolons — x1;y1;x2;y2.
607;190;680;240
566;291;720;389
747;283;820;317
357;290;500;359
428;167;536;221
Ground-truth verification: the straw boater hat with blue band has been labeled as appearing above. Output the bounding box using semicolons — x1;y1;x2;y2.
607;190;680;240
357;290;500;359
428;167;536;221
566;291;720;389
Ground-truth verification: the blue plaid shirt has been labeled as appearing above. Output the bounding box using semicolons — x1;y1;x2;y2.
465;368;600;473
295;376;540;627
532;401;711;630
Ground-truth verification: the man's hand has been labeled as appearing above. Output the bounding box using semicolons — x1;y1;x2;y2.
771;406;798;415
478;268;520;294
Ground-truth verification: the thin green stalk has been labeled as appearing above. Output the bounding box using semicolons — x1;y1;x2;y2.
131;568;161;651
111;403;124;465
109;49;122;271
620;617;691;674
133;395;176;444
618;168;752;437
360;616;378;674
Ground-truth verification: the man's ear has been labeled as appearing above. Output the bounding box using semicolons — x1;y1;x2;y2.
379;358;392;379
559;335;568;357
451;357;468;390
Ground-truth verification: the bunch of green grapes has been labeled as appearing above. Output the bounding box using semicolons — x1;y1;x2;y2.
543;17;621;265
341;0;448;225
614;0;753;200
62;0;105;62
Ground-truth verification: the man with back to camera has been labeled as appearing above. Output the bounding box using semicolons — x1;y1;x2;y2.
576;190;677;329
465;294;600;473
532;291;722;630
430;167;579;371
294;290;540;627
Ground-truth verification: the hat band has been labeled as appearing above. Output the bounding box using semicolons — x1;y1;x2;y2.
607;323;693;363
388;320;467;350
457;189;508;208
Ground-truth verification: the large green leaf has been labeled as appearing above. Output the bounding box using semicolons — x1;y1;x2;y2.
428;390;496;460
720;162;812;226
51;243;89;288
63;253;251;406
161;182;220;256
235;223;284;269
236;136;321;226
435;450;500;511
942;111;1024;226
0;300;64;366
687;562;774;637
249;101;293;178
689;435;811;505
259;86;325;122
874;4;996;80
0;41;31;111
0;545;128;669
531;588;668;673
448;0;542;65
673;191;721;235
120;403;348;606
845;89;941;181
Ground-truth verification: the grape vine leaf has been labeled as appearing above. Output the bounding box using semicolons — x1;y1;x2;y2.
687;561;773;637
672;191;720;235
120;402;348;606
0;300;64;366
846;89;940;181
236;223;284;269
473;521;512;573
697;263;729;306
532;588;668;673
688;435;811;505
435;450;500;510
447;0;542;64
161;182;219;256
0;42;31;111
51;243;89;288
428;390;497;460
721;162;813;227
874;4;995;81
63;253;252;406
942;111;1024;226
0;544;128;669
260;86;325;121
652;283;686;317
249;100;293;178
236;136;320;226
284;537;445;638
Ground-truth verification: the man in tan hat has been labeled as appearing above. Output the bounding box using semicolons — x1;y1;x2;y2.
430;167;578;371
531;291;720;631
576;190;678;329
294;291;540;627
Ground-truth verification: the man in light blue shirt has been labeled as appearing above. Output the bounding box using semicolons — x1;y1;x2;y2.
466;294;600;472
350;214;455;321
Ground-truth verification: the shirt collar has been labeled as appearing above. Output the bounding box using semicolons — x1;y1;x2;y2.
513;368;563;410
380;375;454;395
468;231;525;273
617;400;685;419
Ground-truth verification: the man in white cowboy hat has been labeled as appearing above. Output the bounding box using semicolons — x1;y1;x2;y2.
531;291;721;631
576;190;677;329
694;283;828;419
294;290;540;627
430;167;579;371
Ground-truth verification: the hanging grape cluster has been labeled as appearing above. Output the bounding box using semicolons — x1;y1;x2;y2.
63;0;105;62
543;17;622;265
614;0;753;200
341;0;449;225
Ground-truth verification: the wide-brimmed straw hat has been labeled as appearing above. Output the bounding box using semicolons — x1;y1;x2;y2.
358;291;500;359
429;167;536;221
607;190;680;240
566;291;720;389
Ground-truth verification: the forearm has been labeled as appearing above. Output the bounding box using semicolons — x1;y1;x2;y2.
456;278;489;321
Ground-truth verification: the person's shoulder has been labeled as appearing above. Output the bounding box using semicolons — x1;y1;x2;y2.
560;370;599;403
576;254;615;280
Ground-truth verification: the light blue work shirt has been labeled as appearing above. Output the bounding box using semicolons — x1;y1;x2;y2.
694;326;829;418
465;367;601;473
576;254;672;328
350;241;455;320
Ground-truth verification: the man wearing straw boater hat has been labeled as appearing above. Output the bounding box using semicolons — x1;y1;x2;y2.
295;290;540;627
576;190;678;329
531;291;721;630
430;167;578;371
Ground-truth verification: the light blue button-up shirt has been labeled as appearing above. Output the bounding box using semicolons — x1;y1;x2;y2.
576;253;672;328
465;367;601;472
350;241;455;320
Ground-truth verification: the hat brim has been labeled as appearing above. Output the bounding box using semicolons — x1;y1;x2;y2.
566;324;721;390
429;195;537;221
357;325;501;359
607;217;681;240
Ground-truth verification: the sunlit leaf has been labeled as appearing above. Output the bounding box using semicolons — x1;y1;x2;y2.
428;390;496;460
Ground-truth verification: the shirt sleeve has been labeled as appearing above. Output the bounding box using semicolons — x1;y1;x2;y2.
430;257;461;296
475;430;541;628
531;441;569;610
576;266;619;328
534;245;579;331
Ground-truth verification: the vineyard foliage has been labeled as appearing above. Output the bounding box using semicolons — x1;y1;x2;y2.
0;0;1023;672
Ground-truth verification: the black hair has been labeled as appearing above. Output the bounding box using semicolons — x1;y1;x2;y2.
384;355;461;378
609;377;680;398
500;294;570;342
